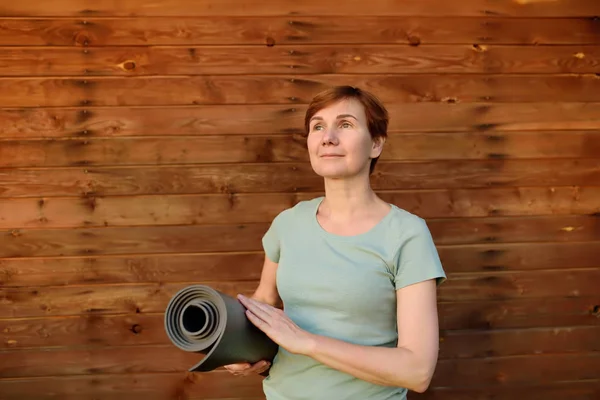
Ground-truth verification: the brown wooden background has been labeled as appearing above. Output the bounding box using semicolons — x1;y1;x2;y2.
1;1;600;399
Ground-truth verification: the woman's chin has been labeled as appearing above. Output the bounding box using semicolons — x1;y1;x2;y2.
311;166;362;180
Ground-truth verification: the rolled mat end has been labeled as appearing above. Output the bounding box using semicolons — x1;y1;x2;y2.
164;285;279;374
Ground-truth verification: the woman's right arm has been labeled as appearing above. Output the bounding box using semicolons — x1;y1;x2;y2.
224;254;280;376
251;255;282;308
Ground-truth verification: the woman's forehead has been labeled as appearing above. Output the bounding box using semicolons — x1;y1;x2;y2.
313;99;366;120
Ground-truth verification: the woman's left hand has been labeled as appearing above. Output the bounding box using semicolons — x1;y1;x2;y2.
237;294;315;356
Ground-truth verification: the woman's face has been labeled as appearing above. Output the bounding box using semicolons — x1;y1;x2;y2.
307;98;383;179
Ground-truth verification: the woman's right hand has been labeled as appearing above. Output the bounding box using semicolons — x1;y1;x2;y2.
224;360;271;376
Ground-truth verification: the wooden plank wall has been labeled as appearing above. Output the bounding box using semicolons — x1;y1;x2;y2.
1;1;600;399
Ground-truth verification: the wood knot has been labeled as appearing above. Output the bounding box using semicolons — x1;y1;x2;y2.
441;97;458;104
591;305;600;317
130;324;142;334
407;35;421;46
74;32;91;46
472;44;488;52
118;60;136;71
265;37;276;47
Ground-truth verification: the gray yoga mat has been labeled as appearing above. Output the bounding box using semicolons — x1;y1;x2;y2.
164;285;279;375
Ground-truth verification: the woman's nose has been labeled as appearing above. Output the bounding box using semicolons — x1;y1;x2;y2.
321;128;339;145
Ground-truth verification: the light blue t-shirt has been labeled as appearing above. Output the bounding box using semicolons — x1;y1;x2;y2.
261;197;446;400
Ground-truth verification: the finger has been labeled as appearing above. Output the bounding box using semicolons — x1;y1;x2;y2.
248;361;270;373
246;309;271;333
245;302;278;325
224;363;251;372
239;295;278;319
254;365;270;375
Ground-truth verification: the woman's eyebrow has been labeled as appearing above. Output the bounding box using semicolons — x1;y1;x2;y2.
310;114;358;123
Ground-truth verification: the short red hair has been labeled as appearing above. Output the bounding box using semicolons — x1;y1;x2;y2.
304;86;389;174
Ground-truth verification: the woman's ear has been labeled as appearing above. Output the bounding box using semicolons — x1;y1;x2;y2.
371;136;386;158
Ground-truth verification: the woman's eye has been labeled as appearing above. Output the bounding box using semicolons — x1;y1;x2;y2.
340;122;352;128
313;124;323;131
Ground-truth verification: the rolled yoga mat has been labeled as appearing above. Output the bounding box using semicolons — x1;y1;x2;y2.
164;285;279;374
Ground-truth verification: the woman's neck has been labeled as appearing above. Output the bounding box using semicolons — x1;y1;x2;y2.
320;174;383;221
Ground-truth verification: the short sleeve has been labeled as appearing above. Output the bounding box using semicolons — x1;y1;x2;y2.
393;217;446;290
262;213;282;263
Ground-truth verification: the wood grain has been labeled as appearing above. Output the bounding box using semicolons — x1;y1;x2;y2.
2;17;599;46
1;343;598;383
2;269;599;318
3;310;599;357
1;45;599;76
0;223;269;258
1;0;598;17
414;380;600;400
2;214;599;258
0;288;597;328
0;373;597;400
0;313;172;349
440;297;600;330
433;352;600;387
0;282;258;318
3;74;600;108
2;187;599;230
2;103;599;139
0;344;201;378
437;241;600;273
0;371;265;400
439;325;600;359
439;269;600;301
0;252;265;287
2;131;600;168
1;241;600;287
2;159;600;198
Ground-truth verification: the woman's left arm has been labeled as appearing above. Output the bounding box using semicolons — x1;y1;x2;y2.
238;278;440;393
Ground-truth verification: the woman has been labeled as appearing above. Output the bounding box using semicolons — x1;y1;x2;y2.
225;86;446;399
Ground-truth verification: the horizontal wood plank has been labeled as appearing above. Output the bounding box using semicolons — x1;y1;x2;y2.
433;352;600;387
441;297;600;330
2;103;599;139
0;224;269;258
1;242;600;287
2;17;599;46
2;131;600;168
0;344;202;378
2;214;599;258
2;187;599;230
0;268;600;317
3;310;599;358
440;269;600;301
0;102;598;138
1;0;598;17
1;342;598;384
2;268;600;318
0;371;265;400
414;380;600;400
0;373;597;400
438;241;600;273
0;282;258;318
0;313;171;349
1;45;599;76
3;74;600;108
1;283;597;327
2;159;600;197
439;325;600;359
0;253;265;287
